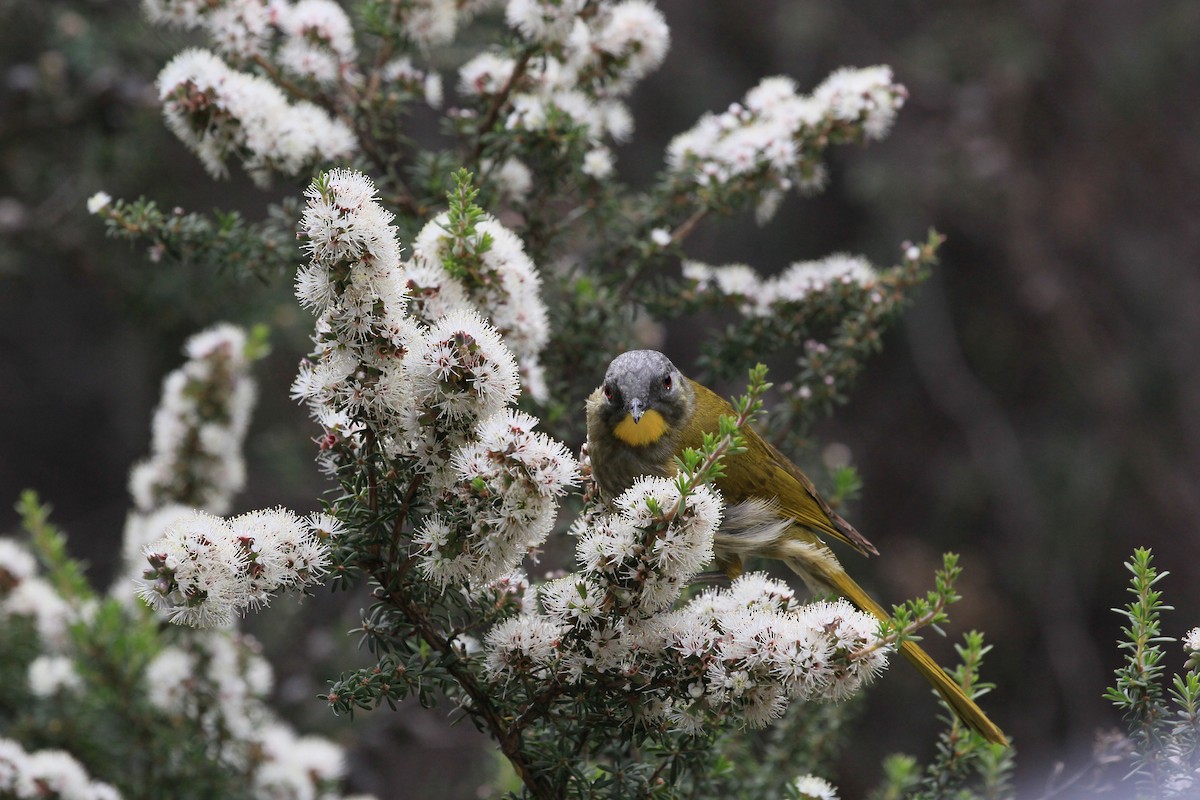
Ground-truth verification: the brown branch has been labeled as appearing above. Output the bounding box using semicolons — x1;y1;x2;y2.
382;581;559;800
616;205;709;303
467;49;535;166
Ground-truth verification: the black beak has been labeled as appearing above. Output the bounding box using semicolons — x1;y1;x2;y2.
628;398;645;423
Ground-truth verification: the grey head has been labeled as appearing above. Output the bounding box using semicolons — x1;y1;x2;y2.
595;349;692;430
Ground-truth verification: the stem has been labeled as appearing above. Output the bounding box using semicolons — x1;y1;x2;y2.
383;581;558;800
467;49;534;167
616;206;709;303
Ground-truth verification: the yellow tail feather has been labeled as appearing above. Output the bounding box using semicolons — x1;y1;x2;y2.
827;570;1009;747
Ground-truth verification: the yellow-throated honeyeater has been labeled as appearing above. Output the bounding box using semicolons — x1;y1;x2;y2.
586;349;1008;746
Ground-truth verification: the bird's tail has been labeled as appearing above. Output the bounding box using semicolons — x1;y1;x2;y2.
826;569;1009;747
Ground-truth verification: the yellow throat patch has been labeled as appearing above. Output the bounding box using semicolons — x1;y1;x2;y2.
612;409;670;447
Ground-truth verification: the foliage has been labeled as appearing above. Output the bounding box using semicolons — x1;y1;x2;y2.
11;2;1195;800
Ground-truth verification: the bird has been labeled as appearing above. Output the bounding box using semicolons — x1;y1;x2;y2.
585;349;1008;746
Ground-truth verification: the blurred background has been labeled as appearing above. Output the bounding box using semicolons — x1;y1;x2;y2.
3;0;1199;796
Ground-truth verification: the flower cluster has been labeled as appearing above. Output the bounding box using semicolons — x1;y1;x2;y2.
396;310;523;475
143;629;373;800
157;48;356;187
683;253;878;317
406;212;551;401
790;774;840;800
26;654;83;698
144;0;358;74
293;169;578;589
667;68;905;222
129;323;256;516
291;168;418;470
416;410;577;587
459;0;669;176
485;478;890;729
0;739;121;800
135;507;334;627
0;539;78;650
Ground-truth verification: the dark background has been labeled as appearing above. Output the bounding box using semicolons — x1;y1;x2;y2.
3;1;1199;797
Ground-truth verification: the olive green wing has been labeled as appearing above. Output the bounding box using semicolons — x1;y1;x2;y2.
680;380;878;556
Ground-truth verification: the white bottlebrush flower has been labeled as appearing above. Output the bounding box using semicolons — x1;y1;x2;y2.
135;507;331;627
17;749;102;800
458;52;517;97
684;254;878;317
145;646;196;712
484;614;564;676
812;65;903;140
797;598;888;699
281;0;357;63
791;774;839;800
592;0;670;90
417;409;578;587
0;539;38;587
667;68;903;198
136;510;245;627
398;0;459;48
402;310;521;431
86;191;112;214
764;254;877;306
203;1;273;60
27;655;83;697
581;146;614;179
228;507;329;607
406;211;550;401
1183;626;1200;653
157;48;356;187
486;157;533;202
650;227;672;247
505;0;586;45
539;576;605;628
128;322;255;516
615;478;720;578
1;576;74;650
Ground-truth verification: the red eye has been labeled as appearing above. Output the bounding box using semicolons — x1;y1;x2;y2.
604;385;614;402
663;375;673;391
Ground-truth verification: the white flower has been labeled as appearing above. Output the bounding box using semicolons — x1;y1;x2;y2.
650;227;671;247
1184;626;1200;653
0;539;37;586
407;214;550;393
145;646;196;712
540;576;605;628
398;0;458;48
791;774;839;800
458;52;517;97
484;614;564;676
582;146;614;179
86;191;112;214
18;749;94;799
134;507;330;627
813;65;903;139
157;48;357;187
593;0;670;88
27;655;83;697
128;323;255;515
505;0;586;44
1;577;74;649
403;310;521;428
136;510;243;627
228;507;329;607
487;157;533;202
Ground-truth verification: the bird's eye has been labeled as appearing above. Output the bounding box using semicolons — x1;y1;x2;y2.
604;385;615;402
663;374;673;391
